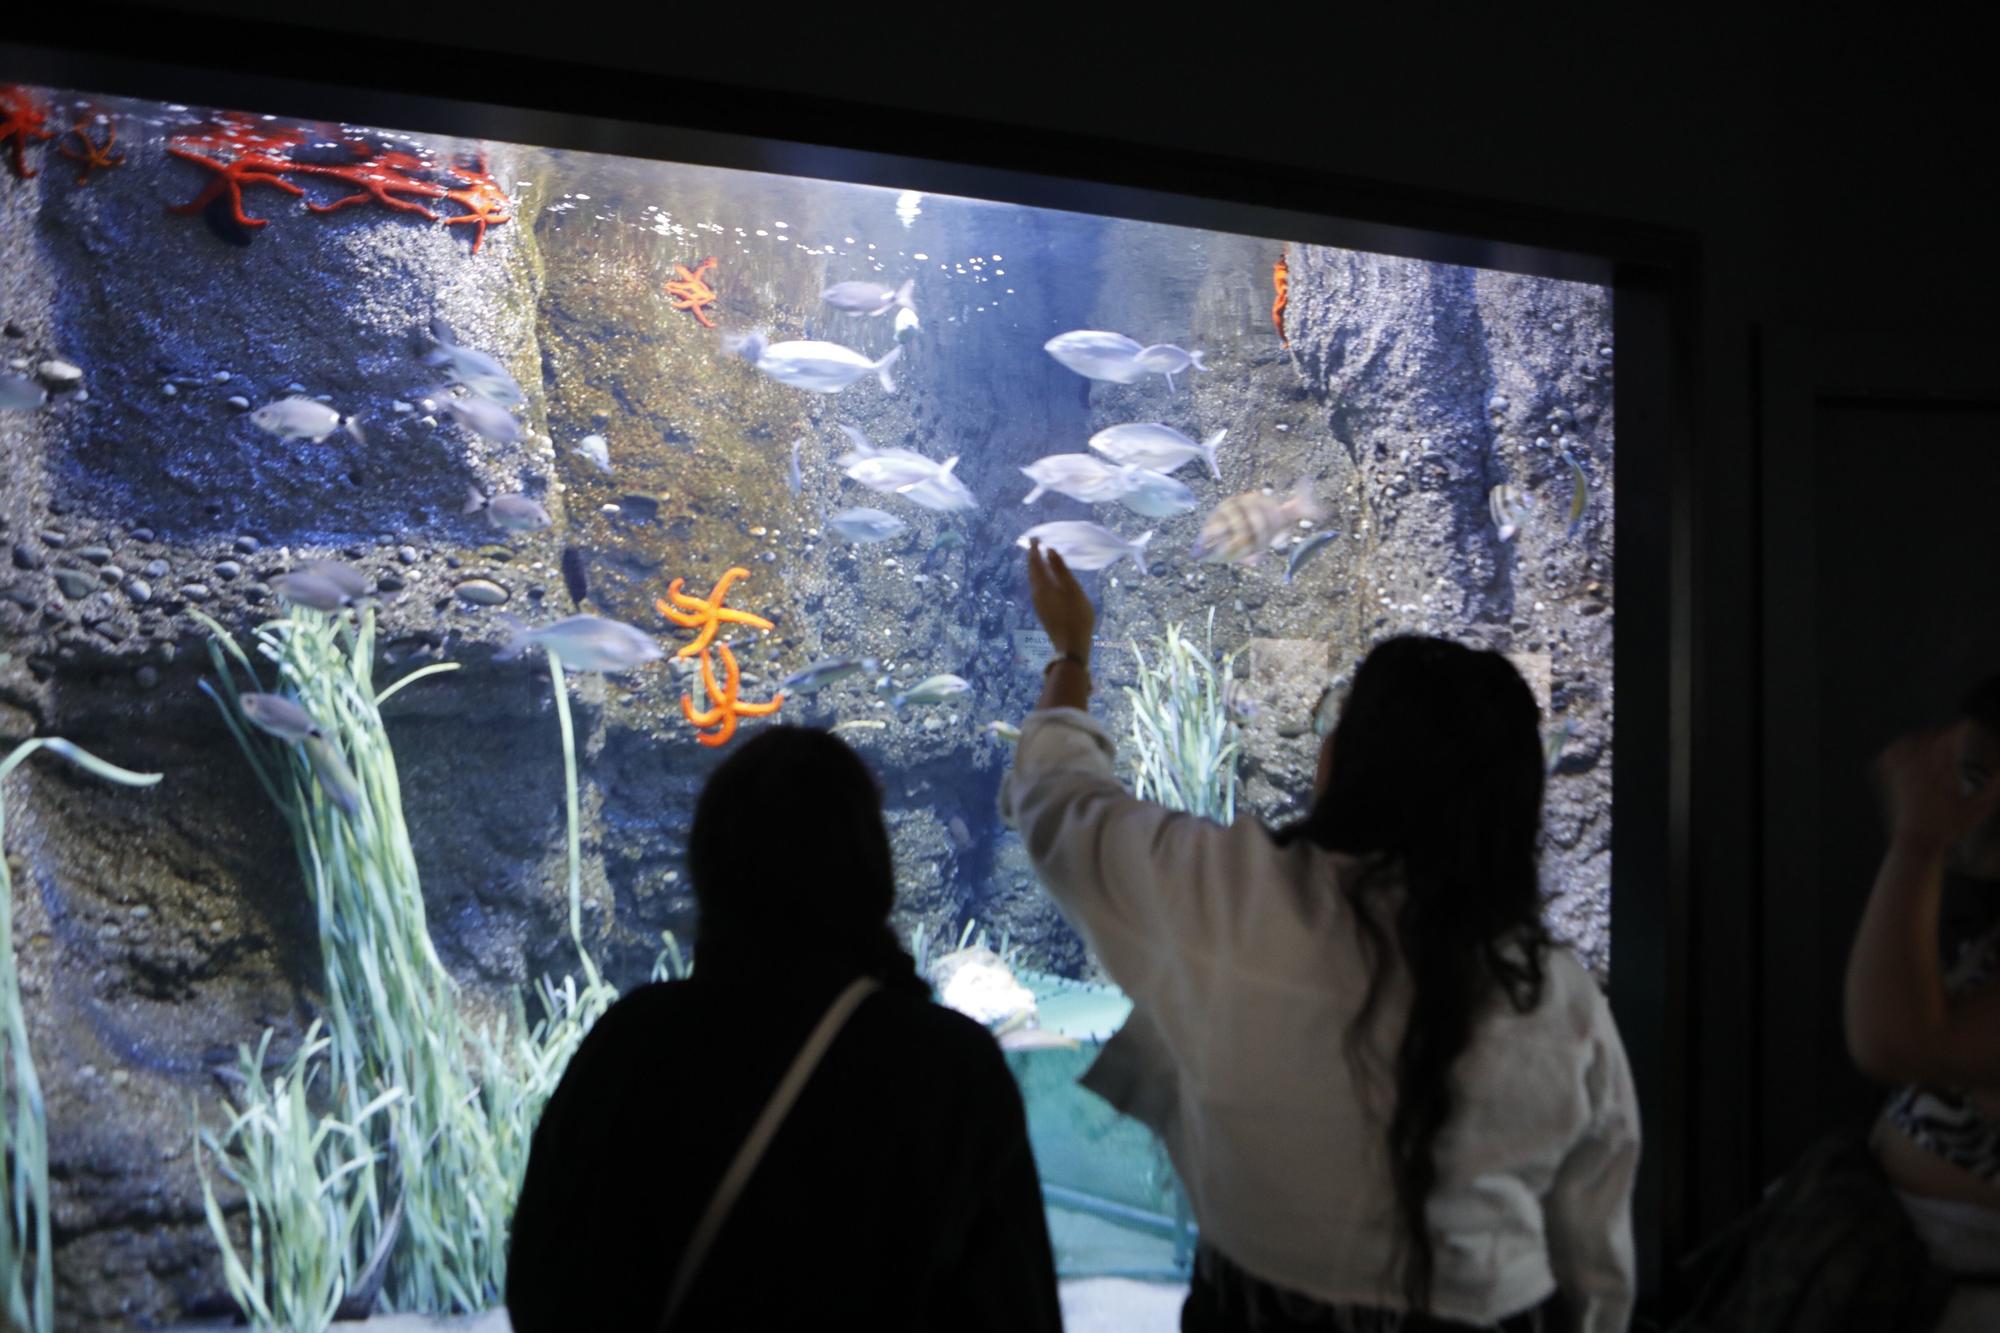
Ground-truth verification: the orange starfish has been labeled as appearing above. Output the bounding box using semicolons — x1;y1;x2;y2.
56;116;122;185
665;256;719;329
679;642;784;747
655;566;774;660
1272;255;1290;347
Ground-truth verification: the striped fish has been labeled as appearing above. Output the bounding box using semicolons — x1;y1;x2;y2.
1192;479;1321;565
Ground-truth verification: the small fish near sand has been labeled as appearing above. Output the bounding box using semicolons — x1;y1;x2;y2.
891;673;971;710
238;692;326;743
1193;480;1322;565
573;434;612;474
1133;343;1205;391
1018;521;1153;575
271;571;360;613
0;372;47;411
830;718;887;735
290;560;372;602
725;331;902;394
827;507;909;544
899;459;978;514
1284;529;1340;584
821;278;916;317
464;486;553;535
560;546;590;608
1489;483;1531;542
1043;330;1149;385
781;657;881;695
787;437;805;495
422;318;525;408
983;720;1021;744
436;392;525;446
1088;423;1226;480
498;614;664;673
1562;451;1590;540
250;396;365;444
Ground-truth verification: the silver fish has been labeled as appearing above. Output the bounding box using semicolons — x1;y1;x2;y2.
827;507;909;544
983;720;1021;743
781;656;881;694
893;305;921;345
1044;330;1148;384
1020;454;1129;505
423;318;525;407
891;673;970;709
1544;717;1575;776
0;372;47;411
1088;423;1226;479
997;1026;1081;1053
498;614;664;672
787;438;805;496
290;560;371;600
1193;480;1321;565
898;457;977;514
821;278;916;316
437;393;525;445
1113;465;1197;518
464;486;553;534
573;434;612;474
250;396;365;444
1283;530;1340;583
1017;521;1153;575
238;692;325;742
1133;343;1206;391
1490;483;1531;541
744;339;902;394
270;572;355;612
304;736;364;816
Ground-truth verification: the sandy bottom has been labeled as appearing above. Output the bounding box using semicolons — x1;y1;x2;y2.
311;1277;1189;1331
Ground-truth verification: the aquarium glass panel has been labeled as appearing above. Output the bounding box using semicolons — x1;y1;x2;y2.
0;80;1613;1327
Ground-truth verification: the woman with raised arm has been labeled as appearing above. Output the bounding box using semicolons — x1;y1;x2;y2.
1002;541;1639;1332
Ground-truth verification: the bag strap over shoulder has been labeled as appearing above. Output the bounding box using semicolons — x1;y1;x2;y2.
655;975;881;1332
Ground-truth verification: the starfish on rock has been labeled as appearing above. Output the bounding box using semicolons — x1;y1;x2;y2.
665;257;719;329
659;566;784;745
0;86;55;181
679;643;784;748
56;116;123;185
656;566;774;660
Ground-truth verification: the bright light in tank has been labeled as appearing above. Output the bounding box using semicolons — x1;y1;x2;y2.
895;190;924;227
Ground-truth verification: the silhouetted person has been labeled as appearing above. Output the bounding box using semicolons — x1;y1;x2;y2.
1845;682;2000;1332
508;726;1061;1333
1004;542;1638;1332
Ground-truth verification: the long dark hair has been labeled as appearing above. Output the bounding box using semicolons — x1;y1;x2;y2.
1273;637;1551;1311
688;726;923;997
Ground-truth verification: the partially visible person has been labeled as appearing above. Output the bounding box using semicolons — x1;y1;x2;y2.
1845;684;2000;1332
1002;541;1639;1332
508;726;1061;1333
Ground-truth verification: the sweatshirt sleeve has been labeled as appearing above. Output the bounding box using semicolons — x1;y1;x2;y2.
998;707;1245;1019
1544;999;1642;1333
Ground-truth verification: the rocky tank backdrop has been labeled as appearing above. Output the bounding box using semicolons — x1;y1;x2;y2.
0;83;1613;1327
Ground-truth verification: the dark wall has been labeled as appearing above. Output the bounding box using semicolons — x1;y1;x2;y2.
10;1;1996;1304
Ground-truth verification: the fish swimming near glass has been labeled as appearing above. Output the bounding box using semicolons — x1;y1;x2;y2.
304;737;364;816
894;305;921;345
983;720;1021;743
781;656;881;694
900;461;978;514
270;571;358;612
573;434;611;474
289;560;371;601
464;486;552;534
891;673;971;710
821;278;916;317
827;507;909;544
435;391;525;445
787;437;805;495
1087;423;1226;480
1017;521;1153;575
0;372;46;411
1133;343;1205;391
1192;479;1321;565
250;396;365;444
1283;529;1339;583
498;614;664;672
1489;483;1531;542
1562;451;1590;540
1043;330;1149;385
1112;465;1197;518
1020;453;1130;505
238;692;325;743
422;317;525;408
725;330;902;394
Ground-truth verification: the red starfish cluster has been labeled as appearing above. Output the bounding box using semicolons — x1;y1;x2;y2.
0;85;55;180
657;567;785;747
165;115;514;251
665;257;719;329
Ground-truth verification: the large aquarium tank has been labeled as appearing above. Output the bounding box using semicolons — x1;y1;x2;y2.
0;79;1615;1330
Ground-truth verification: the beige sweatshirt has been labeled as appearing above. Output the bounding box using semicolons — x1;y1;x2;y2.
999;707;1638;1330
